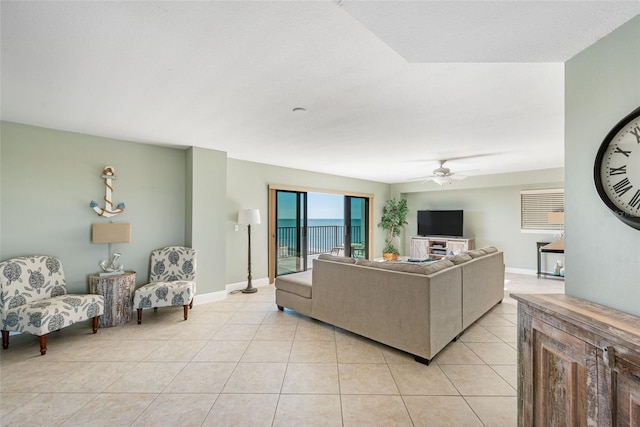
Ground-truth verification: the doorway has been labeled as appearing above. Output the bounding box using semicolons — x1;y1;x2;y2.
268;186;373;283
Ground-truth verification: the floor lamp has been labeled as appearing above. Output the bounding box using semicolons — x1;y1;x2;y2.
238;208;261;293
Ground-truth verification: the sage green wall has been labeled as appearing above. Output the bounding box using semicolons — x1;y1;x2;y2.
0;132;3;252
392;168;564;271
565;16;640;316
0;122;187;293
0;121;392;294
226;159;391;284
187;147;228;294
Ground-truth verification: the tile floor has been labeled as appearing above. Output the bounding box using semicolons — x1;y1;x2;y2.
0;272;563;426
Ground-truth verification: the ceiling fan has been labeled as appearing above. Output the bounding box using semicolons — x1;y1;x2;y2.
418;160;470;185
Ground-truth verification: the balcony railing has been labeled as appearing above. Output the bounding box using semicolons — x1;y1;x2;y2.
277;225;362;257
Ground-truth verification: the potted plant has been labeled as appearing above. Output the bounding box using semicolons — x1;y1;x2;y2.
378;198;409;261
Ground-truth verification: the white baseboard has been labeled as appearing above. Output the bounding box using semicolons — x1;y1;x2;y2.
193;277;270;305
193;290;228;305
505;267;537;276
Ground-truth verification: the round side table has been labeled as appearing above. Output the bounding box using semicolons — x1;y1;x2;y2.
89;271;136;327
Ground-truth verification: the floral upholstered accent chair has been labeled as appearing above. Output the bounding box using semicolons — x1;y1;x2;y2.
133;246;197;324
0;255;105;355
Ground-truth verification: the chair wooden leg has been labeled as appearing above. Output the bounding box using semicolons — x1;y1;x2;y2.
137;308;143;324
183;305;188;320
39;334;48;355
92;316;99;333
189;299;193;309
154;307;158;312
2;330;9;349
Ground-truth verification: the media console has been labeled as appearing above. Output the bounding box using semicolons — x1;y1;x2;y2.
410;236;475;259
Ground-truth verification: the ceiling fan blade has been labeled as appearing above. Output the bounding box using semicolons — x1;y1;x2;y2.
406;175;436;182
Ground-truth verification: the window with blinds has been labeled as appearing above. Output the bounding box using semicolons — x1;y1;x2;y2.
521;189;564;233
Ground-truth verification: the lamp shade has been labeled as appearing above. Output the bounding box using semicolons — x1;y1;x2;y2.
548;212;564;225
92;223;131;244
238;208;261;225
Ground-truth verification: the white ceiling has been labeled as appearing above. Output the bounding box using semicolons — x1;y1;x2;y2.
2;1;639;184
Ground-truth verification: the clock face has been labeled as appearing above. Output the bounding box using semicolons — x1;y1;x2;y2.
594;106;640;230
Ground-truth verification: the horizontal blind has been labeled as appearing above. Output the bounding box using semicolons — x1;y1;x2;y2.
521;189;564;231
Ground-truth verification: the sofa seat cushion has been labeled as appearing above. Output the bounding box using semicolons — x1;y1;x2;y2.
134;280;196;309
275;270;313;299
2;294;104;336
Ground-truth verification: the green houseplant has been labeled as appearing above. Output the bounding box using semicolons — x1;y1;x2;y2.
377;198;409;260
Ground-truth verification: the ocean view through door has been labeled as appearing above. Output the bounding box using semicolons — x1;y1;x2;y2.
275;190;307;276
269;187;373;281
345;196;368;258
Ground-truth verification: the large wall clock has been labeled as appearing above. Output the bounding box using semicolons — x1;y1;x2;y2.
594;106;640;230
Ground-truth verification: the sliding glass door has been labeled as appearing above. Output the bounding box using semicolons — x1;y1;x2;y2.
268;185;373;283
345;196;369;258
275;190;307;276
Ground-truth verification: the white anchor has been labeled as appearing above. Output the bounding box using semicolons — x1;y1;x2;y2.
90;166;125;217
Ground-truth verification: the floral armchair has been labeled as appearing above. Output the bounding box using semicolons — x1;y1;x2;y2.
0;255;104;355
133;246;197;324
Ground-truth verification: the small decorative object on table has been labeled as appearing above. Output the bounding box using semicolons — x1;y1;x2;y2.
100;252;124;276
553;260;563;276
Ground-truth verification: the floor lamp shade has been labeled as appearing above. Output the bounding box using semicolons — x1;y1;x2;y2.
238;209;261;225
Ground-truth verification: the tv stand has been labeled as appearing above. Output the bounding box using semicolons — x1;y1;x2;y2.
410;236;475;260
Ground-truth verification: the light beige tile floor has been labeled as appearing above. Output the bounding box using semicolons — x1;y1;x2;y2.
0;272;563;426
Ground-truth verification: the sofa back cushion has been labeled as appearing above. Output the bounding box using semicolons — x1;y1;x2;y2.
355;259;426;275
421;259;455;274
0;256;68;317
446;253;473;265
354;258;455;276
317;254;357;264
467;249;487;259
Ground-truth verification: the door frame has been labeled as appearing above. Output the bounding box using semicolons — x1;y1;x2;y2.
268;185;374;284
344;195;370;259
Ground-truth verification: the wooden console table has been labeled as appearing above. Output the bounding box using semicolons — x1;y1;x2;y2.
512;293;640;426
89;271;136;327
537;237;564;280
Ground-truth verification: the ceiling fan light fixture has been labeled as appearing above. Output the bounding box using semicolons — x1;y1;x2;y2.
432;175;452;185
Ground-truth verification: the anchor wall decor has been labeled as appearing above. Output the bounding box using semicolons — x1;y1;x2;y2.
90;166;125;217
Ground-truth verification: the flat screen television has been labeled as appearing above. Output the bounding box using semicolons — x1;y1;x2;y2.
417;210;463;237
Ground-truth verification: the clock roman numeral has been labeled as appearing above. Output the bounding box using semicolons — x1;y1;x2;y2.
631;125;640;144
613;177;633;196
614;146;632;157
630;190;640;209
609;165;627;176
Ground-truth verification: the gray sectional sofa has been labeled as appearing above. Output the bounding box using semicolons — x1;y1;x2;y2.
275;247;505;364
